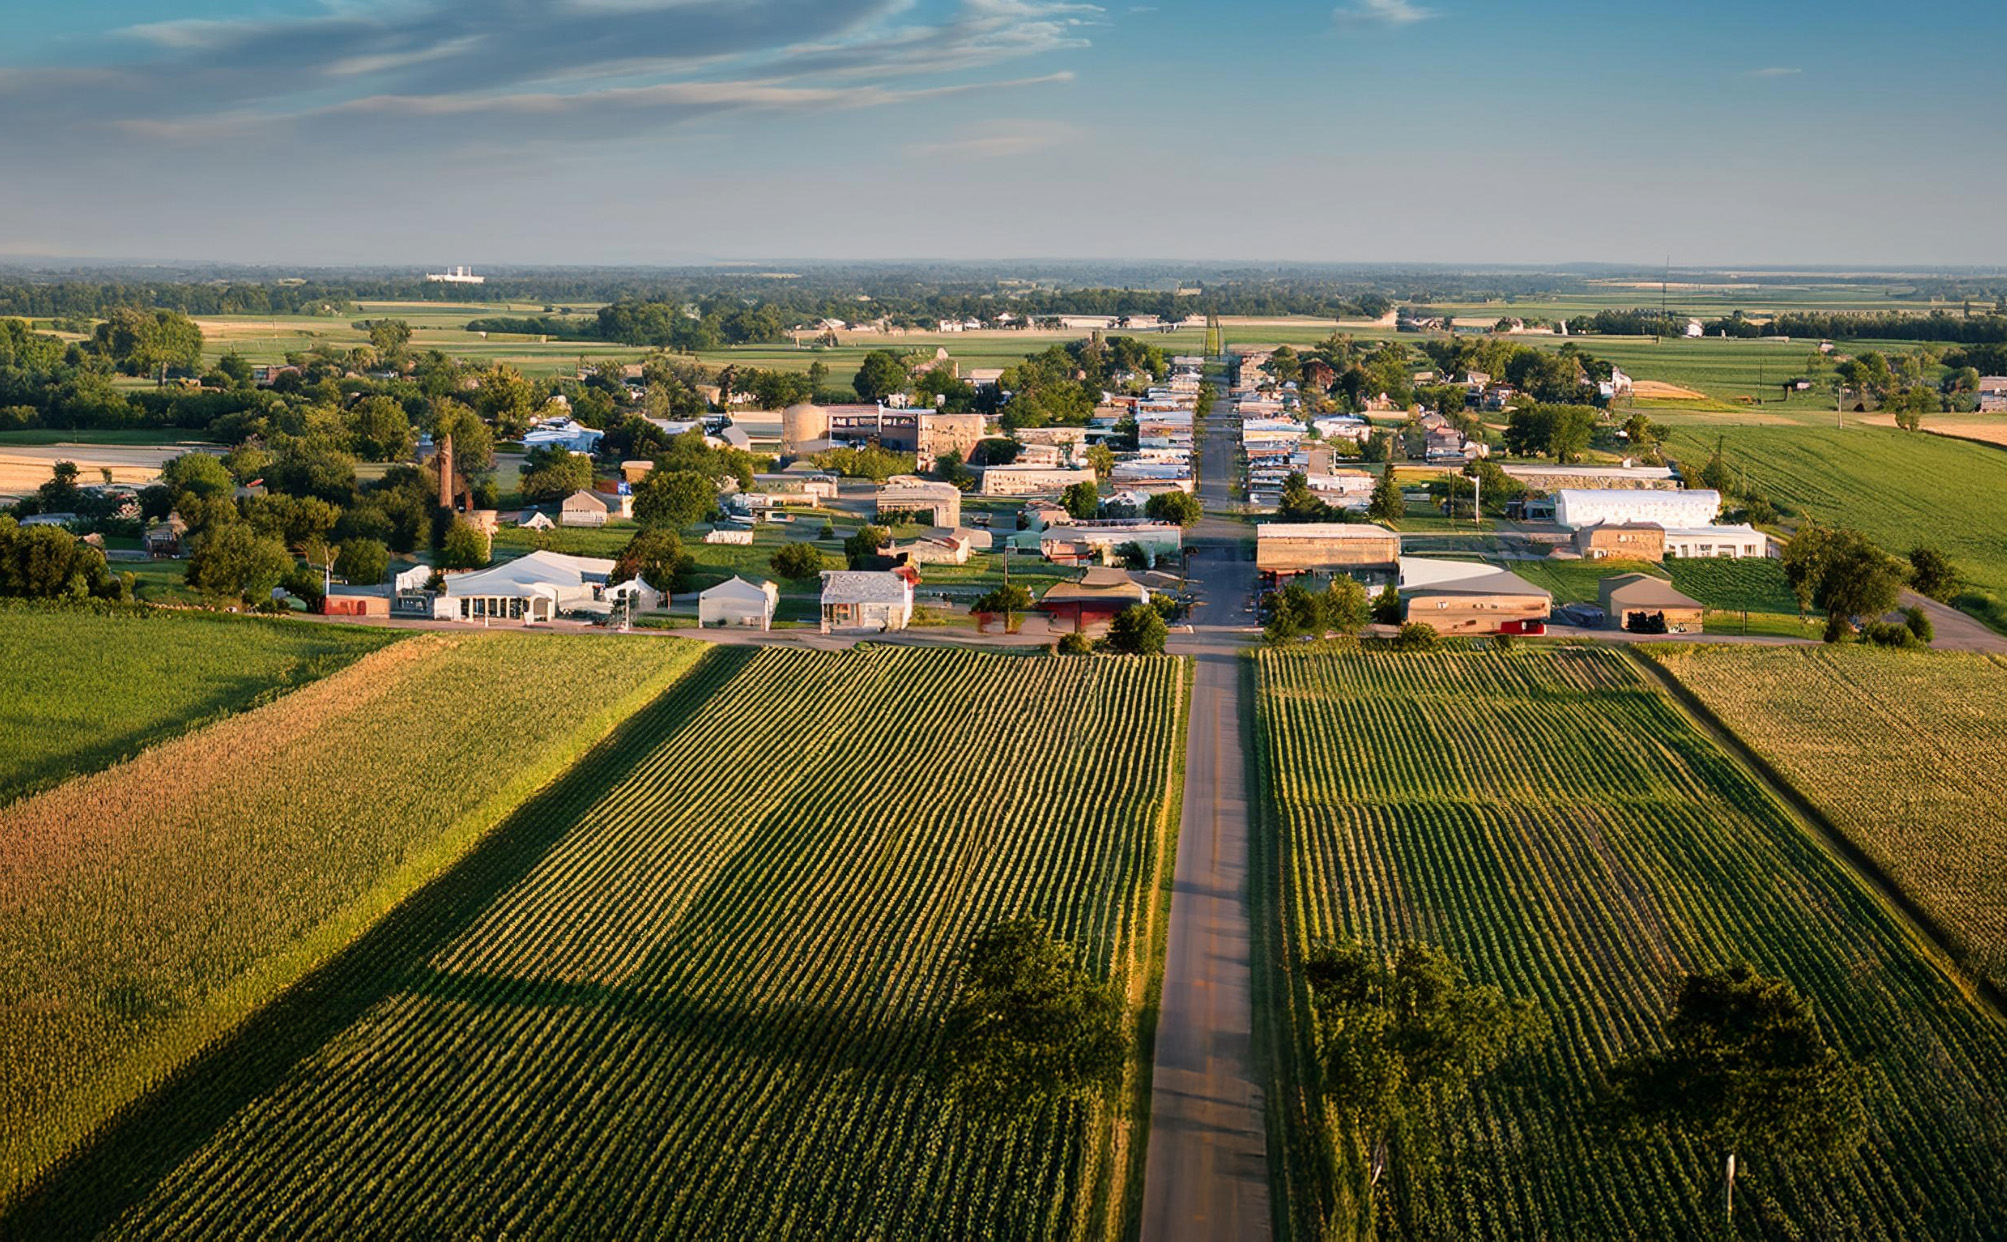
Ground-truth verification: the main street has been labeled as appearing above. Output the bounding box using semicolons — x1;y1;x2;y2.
1142;377;1271;1241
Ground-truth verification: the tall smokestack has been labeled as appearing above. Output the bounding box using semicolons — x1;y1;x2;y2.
438;434;456;512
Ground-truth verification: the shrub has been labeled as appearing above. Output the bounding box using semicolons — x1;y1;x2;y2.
1055;632;1094;656
1394;622;1440;651
1903;605;1933;644
770;541;828;581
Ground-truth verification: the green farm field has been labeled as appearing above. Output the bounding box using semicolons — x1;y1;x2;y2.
5;645;1188;1239
1653;645;2007;992
0;606;397;804
1664;424;2007;625
1252;646;2007;1240
1501;556;1820;637
0;630;708;1207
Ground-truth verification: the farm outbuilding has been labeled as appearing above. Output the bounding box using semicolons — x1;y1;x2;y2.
1600;573;1704;634
437;549;613;623
699;577;780;630
1571;522;1666;562
1035;567;1150;634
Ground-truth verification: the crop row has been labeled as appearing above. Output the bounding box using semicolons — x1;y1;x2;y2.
1252;646;2007;1240
1652;644;2007;991
23;646;1186;1240
0;630;709;1208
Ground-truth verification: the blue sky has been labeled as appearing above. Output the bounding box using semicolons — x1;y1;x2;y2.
2;0;2002;266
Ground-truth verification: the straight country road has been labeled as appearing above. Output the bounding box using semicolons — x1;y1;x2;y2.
1143;375;1271;1241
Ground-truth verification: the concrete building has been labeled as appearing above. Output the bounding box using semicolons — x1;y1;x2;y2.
522;418;604;455
1572;522;1667;562
780;402;986;459
1499;463;1680;492
876;478;963;528
1601;573;1704;634
1552;488;1720;530
1037;521;1184;567
819;570;914;633
1659;524;1769;559
979;465;1098;497
561;490;625;527
698;577;779;630
1255;522;1401;581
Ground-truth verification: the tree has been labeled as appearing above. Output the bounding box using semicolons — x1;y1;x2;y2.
844;524;890;568
430;400;495;489
1084;444;1117;477
1305;940;1547;1235
186;523;293;601
1607;965;1867;1227
1908;545;1960;601
1368;469;1403;523
347;396;415;461
1547;405;1595;463
436;518;489;570
1060;480;1100;521
1326;575;1371;635
1107;603;1168;655
1055;631;1094;655
92;307;205;377
1279;471;1333;522
367;319;413;360
1144;490;1203;529
0;518;118;600
770;540;829;581
936;451;977;492
519;446;597;505
614;526;695;593
939;918;1126;1115
1393;621;1439;651
972;583;1033;630
334;538;390;586
1371;584;1402;625
852;350;911;402
632;469;716;529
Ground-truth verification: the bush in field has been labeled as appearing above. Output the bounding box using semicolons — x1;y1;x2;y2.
1393;621;1439;651
334;538;389;586
1108;603;1168;655
769;541;828;581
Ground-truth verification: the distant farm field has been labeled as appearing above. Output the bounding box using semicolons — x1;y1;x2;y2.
0;606;396;804
0;630;707;1206
5;646;1187;1239
1665;424;2007;624
1252;647;2007;1240
1653;645;2007;991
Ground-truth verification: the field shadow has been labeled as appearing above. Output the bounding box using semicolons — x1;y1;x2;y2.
0;645;755;1241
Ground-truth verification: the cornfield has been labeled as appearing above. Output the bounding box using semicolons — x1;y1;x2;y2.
1252;646;2007;1240
1652;644;2007;992
0;604;397;805
4;645;1186;1239
0;630;708;1207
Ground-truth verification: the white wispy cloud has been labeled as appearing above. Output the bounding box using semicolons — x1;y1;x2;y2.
1746;66;1803;77
1332;0;1435;28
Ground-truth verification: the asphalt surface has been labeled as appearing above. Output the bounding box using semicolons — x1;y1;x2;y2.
1142;383;1272;1242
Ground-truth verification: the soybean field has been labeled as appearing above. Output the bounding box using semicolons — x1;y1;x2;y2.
1252;646;2007;1241
1654;644;2007;992
0;605;397;804
0;631;707;1206
6;645;1187;1240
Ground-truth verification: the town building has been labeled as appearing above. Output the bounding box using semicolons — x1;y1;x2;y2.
1658;524;1769;559
1552;488;1721;530
1398;559;1554;634
876;479;963;528
819;570;914;633
978;465;1098;497
1571;522;1667;562
560;490;627;527
1255;522;1401;582
437;549;613;623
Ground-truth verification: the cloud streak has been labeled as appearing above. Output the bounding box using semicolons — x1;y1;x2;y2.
1746;66;1803;77
1332;0;1434;28
1;0;1096;155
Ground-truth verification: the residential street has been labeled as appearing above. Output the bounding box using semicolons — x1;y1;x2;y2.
1143;383;1271;1242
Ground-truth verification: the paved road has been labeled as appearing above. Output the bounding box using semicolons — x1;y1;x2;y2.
1899;589;2007;653
1143;379;1271;1242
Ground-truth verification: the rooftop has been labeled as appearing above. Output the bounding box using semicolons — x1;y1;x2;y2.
819;570;911;605
1257;522;1398;540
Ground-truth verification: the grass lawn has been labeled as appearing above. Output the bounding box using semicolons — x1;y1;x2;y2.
1505;554;1819;637
0;605;398;804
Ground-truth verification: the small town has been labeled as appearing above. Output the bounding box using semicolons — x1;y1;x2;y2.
3;1;2005;1240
